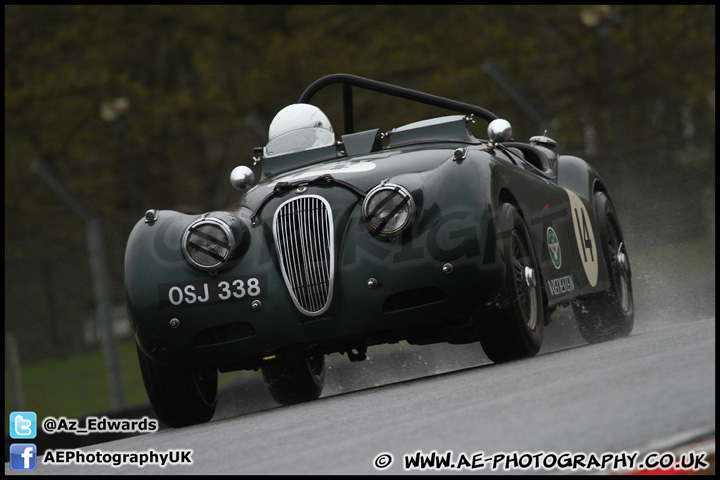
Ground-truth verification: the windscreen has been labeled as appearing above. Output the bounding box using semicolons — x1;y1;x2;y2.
264;127;335;157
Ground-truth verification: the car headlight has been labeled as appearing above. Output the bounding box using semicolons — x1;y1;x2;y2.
182;216;235;271
362;183;415;236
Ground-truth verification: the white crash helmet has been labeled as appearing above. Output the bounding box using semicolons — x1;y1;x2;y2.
264;103;335;157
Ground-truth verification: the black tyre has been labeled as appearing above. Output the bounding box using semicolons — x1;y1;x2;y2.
476;203;544;363
261;354;325;405
136;344;218;428
572;191;634;343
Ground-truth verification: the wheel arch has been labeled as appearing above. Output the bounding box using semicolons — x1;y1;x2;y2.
498;187;518;210
496;186;550;316
592;177;609;197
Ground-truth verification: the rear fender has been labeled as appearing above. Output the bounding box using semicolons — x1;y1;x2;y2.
555;155;613;295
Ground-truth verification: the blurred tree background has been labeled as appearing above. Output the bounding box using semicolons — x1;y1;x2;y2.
4;5;715;420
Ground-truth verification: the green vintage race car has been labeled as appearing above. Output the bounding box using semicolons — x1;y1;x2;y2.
125;74;633;427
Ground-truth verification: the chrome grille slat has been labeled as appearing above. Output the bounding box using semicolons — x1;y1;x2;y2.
273;195;334;316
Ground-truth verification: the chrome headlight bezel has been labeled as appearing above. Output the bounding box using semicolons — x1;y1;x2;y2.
182;216;235;271
362;183;415;236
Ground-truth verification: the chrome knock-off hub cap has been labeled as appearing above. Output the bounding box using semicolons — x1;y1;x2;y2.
616;242;629;274
524;266;537;288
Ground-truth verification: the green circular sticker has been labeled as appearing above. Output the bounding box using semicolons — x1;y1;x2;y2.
547;227;562;269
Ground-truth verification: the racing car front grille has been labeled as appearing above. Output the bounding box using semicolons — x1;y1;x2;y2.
273;195;335;316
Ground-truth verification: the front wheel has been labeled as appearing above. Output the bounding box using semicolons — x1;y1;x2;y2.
475;203;544;363
572;191;634;343
261;354;325;405
136;344;218;428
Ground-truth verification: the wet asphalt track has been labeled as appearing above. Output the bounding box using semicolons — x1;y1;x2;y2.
8;310;714;475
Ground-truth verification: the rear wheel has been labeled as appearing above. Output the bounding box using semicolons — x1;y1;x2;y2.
136;344;218;428
572;191;634;343
261;354;325;405
476;203;544;363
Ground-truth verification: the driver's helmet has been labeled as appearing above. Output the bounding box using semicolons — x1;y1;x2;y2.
264;103;335;157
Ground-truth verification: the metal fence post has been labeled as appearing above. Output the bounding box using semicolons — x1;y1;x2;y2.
32;159;125;410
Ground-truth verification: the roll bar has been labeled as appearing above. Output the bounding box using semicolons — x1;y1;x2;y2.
298;73;498;135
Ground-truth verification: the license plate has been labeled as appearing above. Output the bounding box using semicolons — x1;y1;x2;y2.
158;274;268;309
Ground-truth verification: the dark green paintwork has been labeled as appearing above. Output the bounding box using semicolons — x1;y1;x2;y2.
126;103;615;373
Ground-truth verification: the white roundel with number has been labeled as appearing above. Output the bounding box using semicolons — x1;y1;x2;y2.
565;189;598;287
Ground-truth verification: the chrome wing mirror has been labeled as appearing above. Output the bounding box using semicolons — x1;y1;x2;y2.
230;166;255;192
487;119;512;148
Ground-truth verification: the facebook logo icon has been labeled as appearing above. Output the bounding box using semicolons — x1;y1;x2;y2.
10;444;37;471
10;411;37;439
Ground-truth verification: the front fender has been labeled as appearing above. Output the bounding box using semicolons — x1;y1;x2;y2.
125;211;200;335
